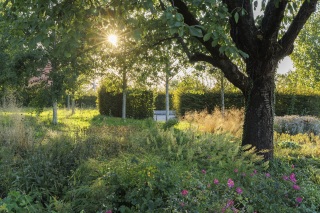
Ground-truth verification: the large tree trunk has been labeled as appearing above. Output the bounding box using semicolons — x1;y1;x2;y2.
242;60;276;160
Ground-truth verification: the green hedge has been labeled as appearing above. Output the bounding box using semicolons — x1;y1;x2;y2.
275;94;320;116
173;92;320;117
76;95;97;108
154;93;173;110
98;86;154;119
174;92;244;116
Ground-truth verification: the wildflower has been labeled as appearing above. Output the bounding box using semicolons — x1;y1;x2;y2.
254;169;258;174
293;184;300;190
106;210;112;213
234;168;238;173
181;189;188;196
296;197;303;203
292;164;295;169
265;173;271;178
290;173;297;183
227;178;234;188
201;169;207;174
213;179;219;185
236;187;243;194
283;175;289;181
180;202;185;207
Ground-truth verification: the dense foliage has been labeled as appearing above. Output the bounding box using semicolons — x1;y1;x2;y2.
98;86;154;119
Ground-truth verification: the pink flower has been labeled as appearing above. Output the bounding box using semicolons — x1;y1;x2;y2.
254;170;258;174
232;207;239;213
265;173;271;178
283;175;289;181
181;189;188;196
234;168;238;173
236;187;243;194
290;173;297;183
296;197;303;203
293;184;300;190
227;178;234;188
226;199;234;207
213;179;219;185
106;210;112;213
201;169;206;174
292;164;295;169
180;202;185;207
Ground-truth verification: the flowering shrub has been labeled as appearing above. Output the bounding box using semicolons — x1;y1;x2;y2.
172;165;313;212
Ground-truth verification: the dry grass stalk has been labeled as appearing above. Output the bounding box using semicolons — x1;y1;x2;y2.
183;108;244;137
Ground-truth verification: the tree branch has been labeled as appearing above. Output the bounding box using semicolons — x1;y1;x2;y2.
171;0;249;92
277;0;318;58
260;0;288;46
223;0;259;58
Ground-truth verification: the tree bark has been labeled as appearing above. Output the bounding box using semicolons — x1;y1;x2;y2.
122;71;127;119
67;94;70;110
52;99;58;125
71;96;75;115
220;72;225;117
165;71;170;121
242;60;277;160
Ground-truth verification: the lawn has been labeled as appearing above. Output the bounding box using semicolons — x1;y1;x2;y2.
0;107;320;213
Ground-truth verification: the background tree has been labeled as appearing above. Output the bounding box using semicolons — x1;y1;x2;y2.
290;8;320;94
1;0;101;124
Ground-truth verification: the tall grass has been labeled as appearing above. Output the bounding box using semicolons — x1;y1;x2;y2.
183;108;244;137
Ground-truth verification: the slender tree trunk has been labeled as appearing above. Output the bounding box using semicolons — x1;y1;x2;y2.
122;71;127;119
52;99;58;125
67;94;70;110
71;96;75;115
242;60;276;160
220;72;225;117
165;72;170;121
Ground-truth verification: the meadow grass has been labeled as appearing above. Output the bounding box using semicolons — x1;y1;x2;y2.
0;106;320;212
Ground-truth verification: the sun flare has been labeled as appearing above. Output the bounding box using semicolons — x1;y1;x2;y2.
107;34;118;46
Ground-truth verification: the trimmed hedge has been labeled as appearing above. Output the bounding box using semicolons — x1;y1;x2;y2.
154;93;173;110
174;92;244;116
98;86;154;119
275;94;320;116
76;95;97;108
173;91;320;117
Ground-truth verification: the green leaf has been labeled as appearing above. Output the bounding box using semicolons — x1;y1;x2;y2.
203;33;211;42
211;39;218;47
234;12;239;23
64;52;71;58
189;26;203;37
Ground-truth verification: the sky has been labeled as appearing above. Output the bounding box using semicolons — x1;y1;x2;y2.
277;56;295;74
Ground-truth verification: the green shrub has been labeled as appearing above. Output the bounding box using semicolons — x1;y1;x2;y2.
162;118;179;130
